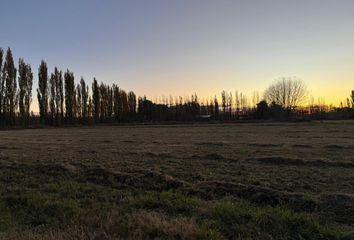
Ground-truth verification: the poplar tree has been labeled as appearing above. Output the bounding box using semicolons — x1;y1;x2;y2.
64;70;75;122
37;60;48;124
113;84;120;121
0;48;3;125
49;68;63;125
221;91;227;120
80;78;89;123
54;68;64;124
88;96;93;121
49;72;56;124
214;96;219;120
99;82;108;121
76;84;82;120
18;58;33;125
107;86;113;120
92;78;100;122
128;91;137;120
3;48;17;126
120;90;128;121
58;70;64;122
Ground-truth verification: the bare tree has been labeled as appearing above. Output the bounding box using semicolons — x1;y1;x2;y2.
264;77;307;111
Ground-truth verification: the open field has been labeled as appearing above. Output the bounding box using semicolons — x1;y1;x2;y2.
0;121;354;239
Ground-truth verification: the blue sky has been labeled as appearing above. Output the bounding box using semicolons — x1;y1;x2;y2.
1;0;354;109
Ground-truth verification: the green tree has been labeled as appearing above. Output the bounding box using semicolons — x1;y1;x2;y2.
37;60;48;124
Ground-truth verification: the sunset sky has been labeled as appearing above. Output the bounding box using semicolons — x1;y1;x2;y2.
1;0;354;110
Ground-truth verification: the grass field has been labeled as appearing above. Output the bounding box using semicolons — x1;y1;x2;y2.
0;121;354;239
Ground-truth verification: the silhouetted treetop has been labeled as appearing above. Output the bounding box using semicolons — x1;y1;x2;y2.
264;77;308;111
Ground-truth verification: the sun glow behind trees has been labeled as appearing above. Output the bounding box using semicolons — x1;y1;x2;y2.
0;46;353;127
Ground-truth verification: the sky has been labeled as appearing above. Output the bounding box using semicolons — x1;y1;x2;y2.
1;0;354;111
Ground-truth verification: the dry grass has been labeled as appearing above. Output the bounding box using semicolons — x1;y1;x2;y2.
0;121;354;239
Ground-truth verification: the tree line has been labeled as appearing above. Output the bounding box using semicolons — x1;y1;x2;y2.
0;47;353;127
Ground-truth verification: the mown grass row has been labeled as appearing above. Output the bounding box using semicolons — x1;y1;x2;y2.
0;181;353;239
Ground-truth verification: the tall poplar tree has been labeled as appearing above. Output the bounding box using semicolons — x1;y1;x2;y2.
113;84;120;121
37;60;48;124
3;48;17;126
92;78;100;122
18;58;33;125
54;68;64;124
0;48;3;125
80;78;88;123
128;91;137;120
64;70;75;122
49;72;56;124
76;84;82;120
